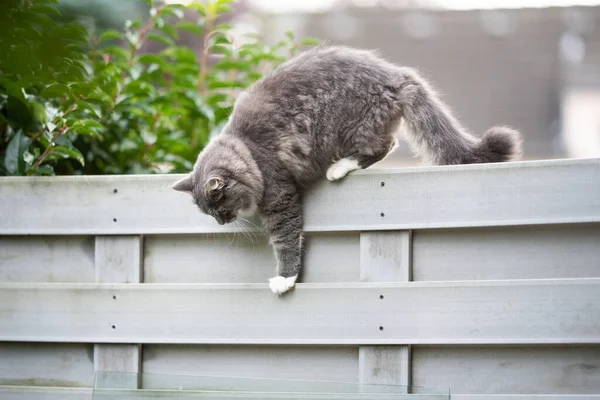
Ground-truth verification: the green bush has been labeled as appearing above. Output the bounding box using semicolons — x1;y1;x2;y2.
0;0;318;176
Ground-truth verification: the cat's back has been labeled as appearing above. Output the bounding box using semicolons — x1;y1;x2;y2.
250;45;393;97
230;45;397;129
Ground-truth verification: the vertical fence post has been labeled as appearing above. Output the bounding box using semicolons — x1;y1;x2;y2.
359;230;412;392
93;235;143;389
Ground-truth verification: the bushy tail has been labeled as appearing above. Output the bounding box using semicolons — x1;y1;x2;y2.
396;66;523;165
473;126;523;163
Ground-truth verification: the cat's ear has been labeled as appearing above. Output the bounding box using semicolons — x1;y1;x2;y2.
172;175;194;193
205;176;224;192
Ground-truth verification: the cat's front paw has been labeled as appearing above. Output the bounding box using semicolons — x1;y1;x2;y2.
268;275;298;295
326;158;361;181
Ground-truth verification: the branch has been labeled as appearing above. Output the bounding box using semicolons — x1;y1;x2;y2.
29;103;78;172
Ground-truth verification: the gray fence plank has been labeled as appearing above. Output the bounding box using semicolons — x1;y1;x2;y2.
0;386;598;400
144;232;360;283
0;343;94;388
93;236;143;389
451;396;600;400
1;159;598;235
0;387;92;400
413;225;600;281
412;346;600;396
1;279;598;345
359;231;412;391
0;236;95;282
143;345;358;382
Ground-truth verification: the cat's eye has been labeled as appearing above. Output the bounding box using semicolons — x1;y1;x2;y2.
217;207;226;214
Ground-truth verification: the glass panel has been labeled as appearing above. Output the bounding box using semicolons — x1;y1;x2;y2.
93;371;449;399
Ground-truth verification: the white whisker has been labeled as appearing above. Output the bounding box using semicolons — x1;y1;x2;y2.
241;225;255;246
238;218;262;250
224;227;237;248
237;220;257;251
239;217;264;233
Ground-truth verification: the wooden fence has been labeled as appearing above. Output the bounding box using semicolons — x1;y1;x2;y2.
1;158;599;399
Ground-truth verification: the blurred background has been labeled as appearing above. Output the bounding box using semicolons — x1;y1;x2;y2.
59;0;600;167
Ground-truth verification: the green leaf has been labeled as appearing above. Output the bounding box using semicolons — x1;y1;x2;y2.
41;83;71;99
206;80;247;90
123;80;156;97
125;20;142;30
161;46;196;63
70;119;104;136
29;3;61;16
159;24;179;40
29;165;54;176
98;29;122;42
75;100;101;118
176;21;202;35
85;87;112;103
23;150;35;165
162;5;185;19
301;37;320;46
213;59;249;71
103;46;130;60
31;102;48;124
213;23;233;32
5;130;28;176
213;35;231;45
208;44;232;55
216;4;232;13
188;3;206;16
147;32;175;47
138;53;167;67
49;145;85;166
6;96;34;132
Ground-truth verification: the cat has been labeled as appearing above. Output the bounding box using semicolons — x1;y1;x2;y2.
172;45;522;295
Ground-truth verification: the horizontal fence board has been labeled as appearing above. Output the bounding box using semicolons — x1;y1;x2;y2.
1;279;598;345
0;387;92;400
1;159;599;235
0;236;95;282
451;396;600;400
145;233;360;283
0;387;598;400
412;346;600;395
92;389;444;399
143;345;358;382
0;343;94;388
413;225;600;281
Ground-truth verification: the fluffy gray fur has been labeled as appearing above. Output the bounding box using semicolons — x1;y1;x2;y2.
172;45;522;294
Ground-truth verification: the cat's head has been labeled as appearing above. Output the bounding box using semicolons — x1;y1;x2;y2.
172;171;259;225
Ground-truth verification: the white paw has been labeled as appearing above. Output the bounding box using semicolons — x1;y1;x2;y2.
268;275;298;295
326;158;360;181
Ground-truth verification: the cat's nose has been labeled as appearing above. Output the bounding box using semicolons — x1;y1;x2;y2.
215;215;225;225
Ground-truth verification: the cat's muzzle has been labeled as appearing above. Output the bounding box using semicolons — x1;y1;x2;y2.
214;215;236;225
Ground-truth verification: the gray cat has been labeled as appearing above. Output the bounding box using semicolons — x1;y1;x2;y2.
172;45;522;295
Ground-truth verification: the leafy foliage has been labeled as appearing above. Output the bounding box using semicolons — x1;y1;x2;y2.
0;0;318;176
